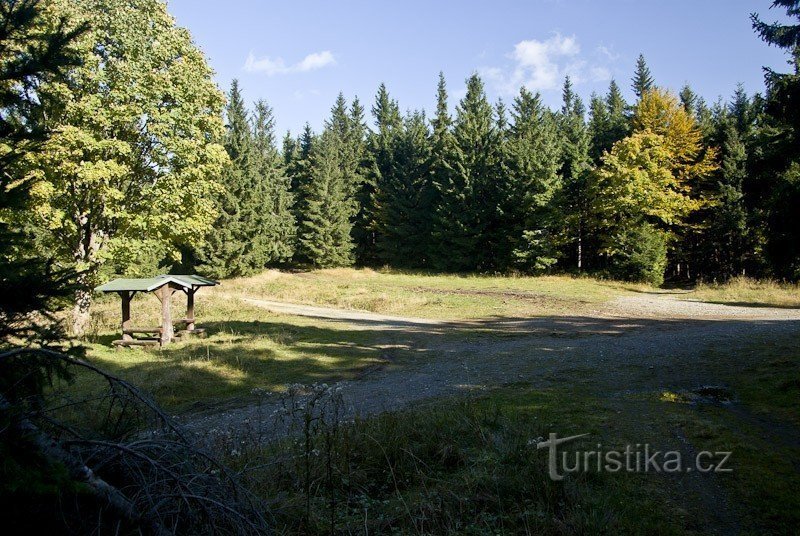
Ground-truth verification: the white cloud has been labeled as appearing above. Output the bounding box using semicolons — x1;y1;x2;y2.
244;50;336;75
589;66;612;82
481;33;613;95
596;44;620;62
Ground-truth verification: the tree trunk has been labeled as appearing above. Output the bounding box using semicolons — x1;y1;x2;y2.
71;221;101;338
72;285;93;337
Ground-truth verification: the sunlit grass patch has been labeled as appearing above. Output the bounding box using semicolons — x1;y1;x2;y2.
80;290;391;411
218;268;650;319
688;277;800;308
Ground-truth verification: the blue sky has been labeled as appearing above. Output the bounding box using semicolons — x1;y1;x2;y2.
166;0;795;136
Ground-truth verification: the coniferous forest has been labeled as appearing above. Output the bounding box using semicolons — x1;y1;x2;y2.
189;13;800;289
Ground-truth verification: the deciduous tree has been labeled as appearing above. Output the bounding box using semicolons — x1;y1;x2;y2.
23;0;226;334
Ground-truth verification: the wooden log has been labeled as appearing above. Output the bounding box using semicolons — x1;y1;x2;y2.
175;328;206;339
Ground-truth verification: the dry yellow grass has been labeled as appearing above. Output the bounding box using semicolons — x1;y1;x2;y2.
219;268;648;319
689;277;800;308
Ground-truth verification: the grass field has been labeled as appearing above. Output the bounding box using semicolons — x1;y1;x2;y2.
81;288;391;411
71;268;800;532
81;269;646;410
219;268;800;317
79;269;799;411
218;268;657;318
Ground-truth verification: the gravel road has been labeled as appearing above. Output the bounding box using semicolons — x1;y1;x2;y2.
183;294;800;436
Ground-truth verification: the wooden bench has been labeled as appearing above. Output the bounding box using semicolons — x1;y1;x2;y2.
113;338;160;347
123;327;163;335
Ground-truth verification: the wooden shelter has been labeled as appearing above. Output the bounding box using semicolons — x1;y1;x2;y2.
95;274;218;347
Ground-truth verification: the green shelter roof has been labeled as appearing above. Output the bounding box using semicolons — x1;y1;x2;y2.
95;274;218;293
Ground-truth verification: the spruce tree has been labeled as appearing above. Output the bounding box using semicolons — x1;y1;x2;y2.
631;54;655;99
588;93;610;164
298;129;355;267
287;123;315;235
730;84;754;134
489;99;515;269
606;80;630;134
751;1;800;278
679;84;698;114
253;100;296;264
367;84;403;264
428;73;501;271
507;88;562;272
195;80;260;278
0;0;84;343
374;111;433;266
428;72;470;271
705;118;750;278
349;96;379;265
452;74;498;270
556;76;593;270
282;130;297;170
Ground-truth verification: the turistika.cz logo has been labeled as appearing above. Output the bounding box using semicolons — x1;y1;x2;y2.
534;433;732;481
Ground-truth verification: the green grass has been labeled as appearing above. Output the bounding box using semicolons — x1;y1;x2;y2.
239;386;685;535
657;336;800;534
79;290;392;411
78;268;648;409
78;269;800;412
221;268;647;319
238;340;800;535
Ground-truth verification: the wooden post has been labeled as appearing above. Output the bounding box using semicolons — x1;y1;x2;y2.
119;291;133;341
156;285;174;345
185;287;196;331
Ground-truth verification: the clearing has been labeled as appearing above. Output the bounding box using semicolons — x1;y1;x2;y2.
78;269;800;533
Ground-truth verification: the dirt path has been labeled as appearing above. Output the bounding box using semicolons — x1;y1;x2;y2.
241;298;443;327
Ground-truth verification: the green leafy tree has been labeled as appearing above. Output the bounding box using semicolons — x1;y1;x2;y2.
22;0;226;334
595;89;716;283
594;133;690;284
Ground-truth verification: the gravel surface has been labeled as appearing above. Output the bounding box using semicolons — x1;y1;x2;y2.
182;294;800;436
175;294;800;535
